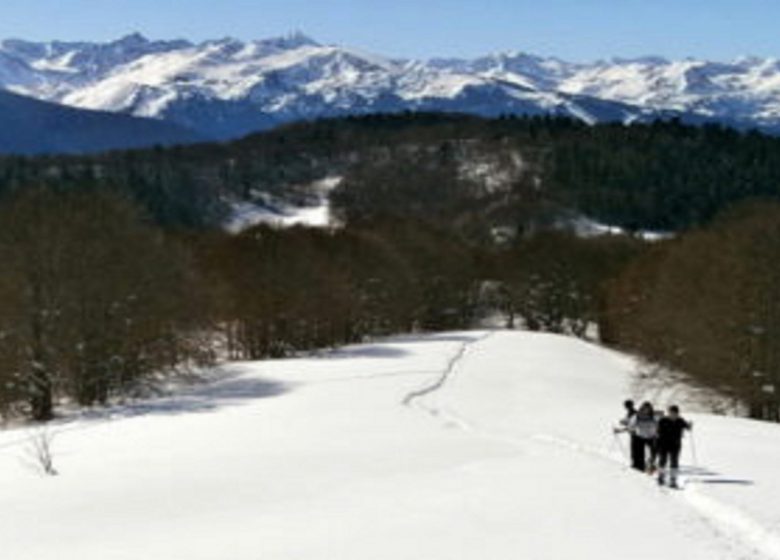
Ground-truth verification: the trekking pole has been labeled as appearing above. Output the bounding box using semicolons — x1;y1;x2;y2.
688;427;699;467
608;429;618;454
612;429;628;461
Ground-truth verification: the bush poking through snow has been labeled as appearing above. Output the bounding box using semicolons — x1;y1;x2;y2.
24;426;58;476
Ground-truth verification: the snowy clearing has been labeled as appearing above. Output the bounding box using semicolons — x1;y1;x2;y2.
1;331;779;559
569;215;674;241
226;176;341;233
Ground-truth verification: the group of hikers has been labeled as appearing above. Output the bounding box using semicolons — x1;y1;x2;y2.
614;400;693;488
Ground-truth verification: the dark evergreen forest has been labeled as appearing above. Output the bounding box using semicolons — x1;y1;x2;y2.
1;113;780;232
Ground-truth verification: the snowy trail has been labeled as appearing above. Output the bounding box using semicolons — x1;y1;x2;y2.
407;332;780;560
402;331;494;428
2;330;780;559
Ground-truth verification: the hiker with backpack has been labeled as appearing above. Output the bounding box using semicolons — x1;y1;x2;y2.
614;400;658;472
625;401;658;472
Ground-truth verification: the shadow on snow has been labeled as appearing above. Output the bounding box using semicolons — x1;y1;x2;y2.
678;466;755;486
77;371;291;423
320;333;485;361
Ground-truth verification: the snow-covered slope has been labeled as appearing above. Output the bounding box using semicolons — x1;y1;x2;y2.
0;33;675;139
436;52;780;133
558;57;780;131
4;33;780;140
2;330;779;559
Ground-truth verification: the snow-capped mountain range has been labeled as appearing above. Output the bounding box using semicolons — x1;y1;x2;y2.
2;32;780;142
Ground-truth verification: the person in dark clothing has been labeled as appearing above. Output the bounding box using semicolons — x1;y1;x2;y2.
623;400;637;420
615;399;656;472
656;405;692;488
616;400;643;471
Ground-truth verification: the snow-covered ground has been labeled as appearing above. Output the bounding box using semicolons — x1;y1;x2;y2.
1;330;779;559
226;198;331;232
7;33;780;138
569;215;674;241
225;176;341;232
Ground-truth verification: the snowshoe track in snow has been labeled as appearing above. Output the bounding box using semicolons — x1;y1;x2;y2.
402;331;494;431
3;329;780;560
404;331;780;560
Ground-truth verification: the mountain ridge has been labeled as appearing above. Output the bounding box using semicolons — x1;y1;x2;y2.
1;32;777;141
0;88;203;154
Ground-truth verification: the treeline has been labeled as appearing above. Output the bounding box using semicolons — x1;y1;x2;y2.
4;114;780;423
496;205;780;422
3;114;780;234
3;184;779;424
193;220;478;360
0;188;482;421
604;201;780;421
0;188;212;421
494;233;642;337
0;184;645;422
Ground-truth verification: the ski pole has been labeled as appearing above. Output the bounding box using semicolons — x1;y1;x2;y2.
608;430;618;454
612;429;628;460
688;427;699;467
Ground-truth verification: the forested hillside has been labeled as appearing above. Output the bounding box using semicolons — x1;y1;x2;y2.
2;114;780;423
604;201;780;420
2;113;780;232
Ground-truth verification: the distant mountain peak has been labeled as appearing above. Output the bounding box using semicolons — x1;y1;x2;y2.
254;31;320;50
1;33;780;143
608;55;671;66
114;32;150;46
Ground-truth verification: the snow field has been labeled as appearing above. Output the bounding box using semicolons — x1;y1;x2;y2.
0;331;778;559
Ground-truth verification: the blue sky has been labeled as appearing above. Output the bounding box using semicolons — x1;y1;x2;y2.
1;0;778;61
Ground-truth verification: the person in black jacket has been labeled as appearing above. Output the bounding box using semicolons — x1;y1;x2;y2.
622;399;637;420
656;405;692;488
617;400;643;471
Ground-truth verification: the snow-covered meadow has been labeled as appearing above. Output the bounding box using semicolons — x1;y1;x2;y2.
1;331;779;559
